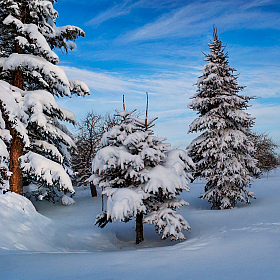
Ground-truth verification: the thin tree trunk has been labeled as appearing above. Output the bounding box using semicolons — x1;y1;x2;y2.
136;213;144;244
90;181;97;197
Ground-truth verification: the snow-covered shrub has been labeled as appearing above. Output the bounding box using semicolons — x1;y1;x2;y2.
60;194;76;205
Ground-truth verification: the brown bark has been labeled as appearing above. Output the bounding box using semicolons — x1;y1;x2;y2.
90;182;97;197
13;36;25;88
8;2;29;194
9;48;24;194
136;213;144;244
9;129;24;195
13;69;24;90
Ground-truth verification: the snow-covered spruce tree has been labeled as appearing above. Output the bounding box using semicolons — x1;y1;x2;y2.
0;0;89;199
92;99;193;243
188;27;260;209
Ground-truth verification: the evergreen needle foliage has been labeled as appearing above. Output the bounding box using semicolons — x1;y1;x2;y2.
188;27;260;209
92;106;194;243
0;0;89;200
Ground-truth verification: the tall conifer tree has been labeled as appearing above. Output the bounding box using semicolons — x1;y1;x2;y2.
188;27;260;209
0;0;89;197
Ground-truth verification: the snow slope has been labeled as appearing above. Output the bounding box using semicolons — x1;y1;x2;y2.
0;169;279;279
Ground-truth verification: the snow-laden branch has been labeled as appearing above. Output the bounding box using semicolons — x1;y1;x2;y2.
4;15;59;64
144;199;191;240
104;187;146;222
33;140;63;164
141;165;190;196
20;151;74;194
0;82;29;145
92;146;143;176
22;89;76;123
1;54;70;97
69;79;90;97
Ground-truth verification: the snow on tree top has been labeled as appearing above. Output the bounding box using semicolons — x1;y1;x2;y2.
115;109;136;118
131;116;158;129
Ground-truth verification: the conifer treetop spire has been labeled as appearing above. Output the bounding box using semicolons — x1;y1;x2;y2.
123;94;125;111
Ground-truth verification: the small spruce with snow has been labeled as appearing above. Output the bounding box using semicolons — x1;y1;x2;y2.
0;0;89;202
92;96;194;243
188;27;260;209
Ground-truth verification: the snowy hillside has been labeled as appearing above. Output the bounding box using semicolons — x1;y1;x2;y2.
0;169;279;279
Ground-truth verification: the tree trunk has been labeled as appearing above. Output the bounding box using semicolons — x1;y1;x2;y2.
9;41;25;194
9;129;24;195
13;69;24;89
90;182;97;197
9;68;24;194
136;213;144;244
8;2;28;194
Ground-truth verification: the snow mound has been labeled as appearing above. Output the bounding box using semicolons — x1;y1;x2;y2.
0;192;55;252
60;195;76;205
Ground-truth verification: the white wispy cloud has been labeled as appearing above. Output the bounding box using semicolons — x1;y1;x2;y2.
57;65;280;149
240;69;280;99
84;0;184;28
248;103;280;144
61;66;196;98
85;0;146;27
119;0;280;42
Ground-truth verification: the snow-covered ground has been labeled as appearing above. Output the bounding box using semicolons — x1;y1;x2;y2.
1;169;279;279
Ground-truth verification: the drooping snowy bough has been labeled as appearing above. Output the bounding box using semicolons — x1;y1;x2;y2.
188;28;260;209
0;0;89;201
0;80;76;199
91;109;194;243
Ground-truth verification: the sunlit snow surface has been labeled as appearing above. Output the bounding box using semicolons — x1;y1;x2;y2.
0;169;280;279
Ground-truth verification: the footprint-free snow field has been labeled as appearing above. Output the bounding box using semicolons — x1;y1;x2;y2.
1;169;279;279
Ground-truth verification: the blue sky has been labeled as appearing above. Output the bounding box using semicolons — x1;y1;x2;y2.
54;0;280;150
